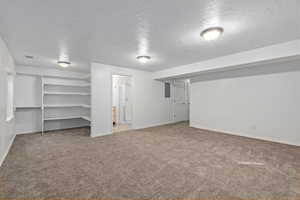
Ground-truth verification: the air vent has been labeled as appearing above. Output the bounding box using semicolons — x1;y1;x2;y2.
25;55;34;59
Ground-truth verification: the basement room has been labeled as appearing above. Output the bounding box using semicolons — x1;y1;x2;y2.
0;0;300;199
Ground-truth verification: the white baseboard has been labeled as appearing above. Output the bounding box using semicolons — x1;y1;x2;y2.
91;121;184;137
0;134;16;167
16;125;90;135
91;132;112;138
16;129;41;135
190;124;300;147
133;121;183;130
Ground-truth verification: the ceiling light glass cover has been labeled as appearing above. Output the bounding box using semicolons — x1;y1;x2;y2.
57;61;71;68
201;27;224;41
136;55;151;63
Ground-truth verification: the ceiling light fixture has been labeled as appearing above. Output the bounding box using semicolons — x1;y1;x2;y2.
57;61;71;68
201;27;224;41
136;55;151;63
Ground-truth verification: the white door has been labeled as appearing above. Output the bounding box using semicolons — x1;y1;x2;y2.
173;80;189;122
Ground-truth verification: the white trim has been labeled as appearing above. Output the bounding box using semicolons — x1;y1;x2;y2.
17;125;90;135
190;125;300;147
6;71;16;75
16;129;42;135
110;72;132;134
90;132;112;138
0;134;16;167
5;116;14;122
16;72;89;80
91;122;183;137
6;74;14;122
133;121;179;130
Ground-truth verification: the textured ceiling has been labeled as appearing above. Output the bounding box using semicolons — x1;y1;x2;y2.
0;0;299;72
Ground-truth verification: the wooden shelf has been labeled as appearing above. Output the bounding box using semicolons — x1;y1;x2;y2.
81;105;91;108
81;116;91;121
44;104;91;108
44;83;90;87
44;116;91;121
82;74;91;80
44;91;90;96
16;106;42;109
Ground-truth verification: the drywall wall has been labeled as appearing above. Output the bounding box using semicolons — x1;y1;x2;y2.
190;59;300;146
0;36;15;166
16;65;90;78
91;63;174;137
153;40;300;80
91;65;112;136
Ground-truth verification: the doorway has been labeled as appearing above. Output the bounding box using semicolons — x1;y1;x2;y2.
112;75;132;133
172;79;190;122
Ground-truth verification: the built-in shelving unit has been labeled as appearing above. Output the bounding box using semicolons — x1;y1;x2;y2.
15;71;91;135
42;75;91;134
81;116;91;121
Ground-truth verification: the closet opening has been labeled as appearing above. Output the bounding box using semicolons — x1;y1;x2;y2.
112;74;132;133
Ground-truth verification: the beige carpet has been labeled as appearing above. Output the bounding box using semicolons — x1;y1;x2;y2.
1;122;300;199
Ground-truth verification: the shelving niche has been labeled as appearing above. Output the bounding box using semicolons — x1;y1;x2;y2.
15;72;91;135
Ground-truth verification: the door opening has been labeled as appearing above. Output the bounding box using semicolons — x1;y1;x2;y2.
112;74;132;133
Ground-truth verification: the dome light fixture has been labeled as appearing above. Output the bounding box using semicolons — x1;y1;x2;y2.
136;55;151;63
201;27;224;41
57;61;71;68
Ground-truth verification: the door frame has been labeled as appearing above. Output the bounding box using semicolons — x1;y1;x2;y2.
111;73;133;130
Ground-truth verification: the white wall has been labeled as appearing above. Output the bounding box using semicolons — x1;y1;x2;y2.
91;66;112;136
16;65;90;78
91;63;173;137
153;40;300;80
190;60;300;146
0;36;15;166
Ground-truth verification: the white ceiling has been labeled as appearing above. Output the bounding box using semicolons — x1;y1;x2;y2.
0;0;299;72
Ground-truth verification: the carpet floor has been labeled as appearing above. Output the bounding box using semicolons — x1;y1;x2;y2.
1;122;300;199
